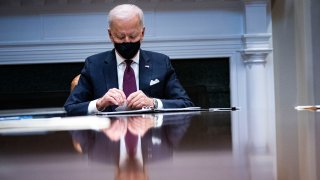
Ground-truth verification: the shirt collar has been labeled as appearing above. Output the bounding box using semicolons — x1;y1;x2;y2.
115;50;140;66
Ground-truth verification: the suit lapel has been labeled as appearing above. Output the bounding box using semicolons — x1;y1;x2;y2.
103;50;119;90
139;50;152;95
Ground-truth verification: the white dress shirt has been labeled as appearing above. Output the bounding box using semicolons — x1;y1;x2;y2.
119;133;143;167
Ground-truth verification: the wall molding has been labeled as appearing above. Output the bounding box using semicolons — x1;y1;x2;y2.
0;35;243;64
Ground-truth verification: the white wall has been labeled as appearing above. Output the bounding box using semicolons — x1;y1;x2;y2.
0;1;243;64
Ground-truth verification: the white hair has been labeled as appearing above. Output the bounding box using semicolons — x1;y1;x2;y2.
108;4;144;28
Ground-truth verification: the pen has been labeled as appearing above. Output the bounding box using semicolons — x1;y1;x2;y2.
295;105;320;111
209;107;239;111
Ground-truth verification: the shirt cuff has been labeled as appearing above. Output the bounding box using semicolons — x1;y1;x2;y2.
88;99;99;114
153;114;163;128
155;98;163;109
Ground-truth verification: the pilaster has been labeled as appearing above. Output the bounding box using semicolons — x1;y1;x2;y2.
241;0;272;151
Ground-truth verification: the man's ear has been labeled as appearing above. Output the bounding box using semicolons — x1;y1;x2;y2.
108;29;114;42
141;27;145;40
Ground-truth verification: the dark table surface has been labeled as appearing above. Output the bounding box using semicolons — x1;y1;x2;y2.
0;109;319;180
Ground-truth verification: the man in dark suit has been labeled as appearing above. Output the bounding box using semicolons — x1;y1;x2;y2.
64;4;193;116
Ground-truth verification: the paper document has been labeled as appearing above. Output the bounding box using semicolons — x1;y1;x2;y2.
0;116;110;134
97;107;203;115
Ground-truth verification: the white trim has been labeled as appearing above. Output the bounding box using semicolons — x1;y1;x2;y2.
242;33;272;49
0;35;243;65
230;52;249;157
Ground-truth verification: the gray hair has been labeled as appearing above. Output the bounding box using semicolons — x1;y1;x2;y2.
108;4;144;28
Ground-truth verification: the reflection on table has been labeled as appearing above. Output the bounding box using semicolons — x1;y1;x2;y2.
71;114;191;180
2;108;319;180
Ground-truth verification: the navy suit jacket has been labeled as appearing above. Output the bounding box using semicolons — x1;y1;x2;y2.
64;49;194;115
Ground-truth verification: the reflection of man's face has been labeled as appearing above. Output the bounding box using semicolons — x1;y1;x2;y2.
115;158;148;180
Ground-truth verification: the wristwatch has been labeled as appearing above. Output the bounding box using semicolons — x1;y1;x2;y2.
153;98;158;109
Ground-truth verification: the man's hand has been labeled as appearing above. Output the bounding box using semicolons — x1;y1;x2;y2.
96;88;126;111
126;90;153;109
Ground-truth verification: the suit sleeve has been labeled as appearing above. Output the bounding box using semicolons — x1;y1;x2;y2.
64;59;94;116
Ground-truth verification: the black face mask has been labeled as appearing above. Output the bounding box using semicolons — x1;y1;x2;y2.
114;41;141;60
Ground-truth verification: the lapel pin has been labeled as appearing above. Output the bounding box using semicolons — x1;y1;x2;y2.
145;65;150;68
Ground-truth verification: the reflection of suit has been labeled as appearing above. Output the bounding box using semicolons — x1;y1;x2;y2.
64;49;194;116
71;114;192;165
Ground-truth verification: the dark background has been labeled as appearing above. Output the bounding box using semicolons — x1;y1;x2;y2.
0;58;230;110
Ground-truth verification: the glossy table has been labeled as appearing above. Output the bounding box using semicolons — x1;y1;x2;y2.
0;109;319;180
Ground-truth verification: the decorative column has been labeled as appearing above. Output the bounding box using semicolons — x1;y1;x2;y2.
241;0;272;151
